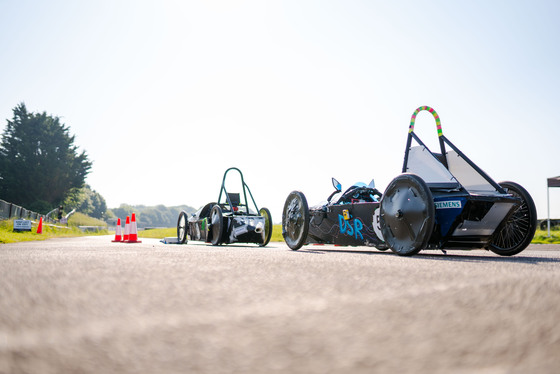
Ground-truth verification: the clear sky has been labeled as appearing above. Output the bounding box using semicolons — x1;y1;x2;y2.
1;0;559;223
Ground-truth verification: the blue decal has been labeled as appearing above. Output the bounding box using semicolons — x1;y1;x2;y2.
354;218;363;240
338;214;364;240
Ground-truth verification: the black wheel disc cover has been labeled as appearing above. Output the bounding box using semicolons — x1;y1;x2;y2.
380;174;435;256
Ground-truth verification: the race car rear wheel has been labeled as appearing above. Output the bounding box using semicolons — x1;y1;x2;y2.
210;205;224;246
380;173;435;256
282;191;309;250
259;207;273;247
488;181;537;256
177;211;188;244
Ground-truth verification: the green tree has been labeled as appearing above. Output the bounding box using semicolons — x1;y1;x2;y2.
63;184;107;219
0;103;92;213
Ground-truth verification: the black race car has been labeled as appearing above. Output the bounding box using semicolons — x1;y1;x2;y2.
282;106;537;256
177;167;273;246
282;179;385;250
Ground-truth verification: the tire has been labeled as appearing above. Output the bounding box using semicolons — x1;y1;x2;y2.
375;244;389;251
177;211;188;244
282;191;310;250
210;205;224;246
380;174;435;256
259;207;273;247
488;181;537;256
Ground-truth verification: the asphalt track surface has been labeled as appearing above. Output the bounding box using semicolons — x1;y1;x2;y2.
1;237;559;374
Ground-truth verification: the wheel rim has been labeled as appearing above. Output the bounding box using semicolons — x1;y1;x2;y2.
260;208;272;246
491;188;532;250
283;194;307;248
177;212;187;243
211;207;223;245
381;174;434;255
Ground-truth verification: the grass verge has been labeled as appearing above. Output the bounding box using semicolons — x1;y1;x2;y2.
139;224;285;242
139;227;176;239
4;219;559;245
0;214;108;244
531;229;560;244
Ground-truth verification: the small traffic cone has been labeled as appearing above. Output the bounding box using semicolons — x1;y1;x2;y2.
123;216;130;241
36;217;43;234
112;218;123;242
127;213;142;243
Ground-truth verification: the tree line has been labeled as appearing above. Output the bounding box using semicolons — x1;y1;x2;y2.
0;103;196;226
109;204;196;228
0;103;93;214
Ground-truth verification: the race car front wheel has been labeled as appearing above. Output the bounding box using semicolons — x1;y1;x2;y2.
210;205;224;246
282;191;309;250
488;181;537;256
380;173;435;256
177;211;188;244
259;207;273;247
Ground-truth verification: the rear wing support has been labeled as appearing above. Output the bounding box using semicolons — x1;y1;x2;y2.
403;106;506;194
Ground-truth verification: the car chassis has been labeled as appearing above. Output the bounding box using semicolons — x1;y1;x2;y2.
282;179;385;250
177;167;273;246
282;106;537;256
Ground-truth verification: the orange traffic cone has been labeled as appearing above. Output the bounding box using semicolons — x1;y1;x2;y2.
36;217;43;234
123;216;130;241
112;218;123;242
127;213;142;243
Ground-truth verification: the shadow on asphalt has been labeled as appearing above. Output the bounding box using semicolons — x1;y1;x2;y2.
413;252;559;264
296;247;560;264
